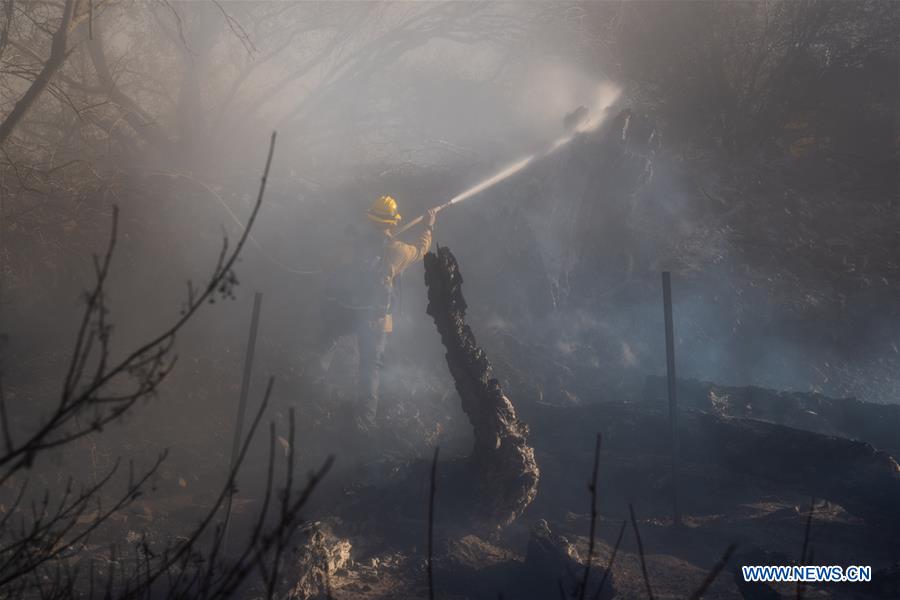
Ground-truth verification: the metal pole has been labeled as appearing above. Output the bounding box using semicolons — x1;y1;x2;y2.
662;272;681;527
223;291;263;552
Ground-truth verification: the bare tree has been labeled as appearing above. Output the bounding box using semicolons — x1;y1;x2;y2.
0;133;332;598
567;0;898;154
0;0;99;145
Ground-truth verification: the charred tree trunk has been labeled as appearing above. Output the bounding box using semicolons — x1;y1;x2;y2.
424;245;539;529
0;0;84;145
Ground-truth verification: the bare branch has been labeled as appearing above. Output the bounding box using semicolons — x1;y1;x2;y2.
0;133;278;482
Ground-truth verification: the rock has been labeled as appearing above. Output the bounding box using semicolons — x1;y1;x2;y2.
288;522;352;600
524;519;581;577
436;534;520;597
522;519;615;600
441;534;518;574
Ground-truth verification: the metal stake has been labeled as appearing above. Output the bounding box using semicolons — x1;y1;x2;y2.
662;272;681;527
223;291;263;552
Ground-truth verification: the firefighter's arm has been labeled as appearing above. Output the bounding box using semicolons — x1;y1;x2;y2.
389;224;433;275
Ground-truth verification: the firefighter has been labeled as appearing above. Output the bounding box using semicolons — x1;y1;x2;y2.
318;195;435;430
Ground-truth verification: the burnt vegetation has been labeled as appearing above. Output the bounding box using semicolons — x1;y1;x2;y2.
2;1;899;599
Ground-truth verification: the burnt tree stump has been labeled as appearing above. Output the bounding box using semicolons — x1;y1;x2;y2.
424;245;540;529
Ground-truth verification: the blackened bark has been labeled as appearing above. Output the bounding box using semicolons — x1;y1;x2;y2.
0;0;80;145
424;245;539;528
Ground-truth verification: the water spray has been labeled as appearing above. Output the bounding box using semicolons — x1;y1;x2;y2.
199;84;620;275
394;85;621;235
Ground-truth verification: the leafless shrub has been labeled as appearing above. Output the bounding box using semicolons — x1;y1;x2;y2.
0;133;332;598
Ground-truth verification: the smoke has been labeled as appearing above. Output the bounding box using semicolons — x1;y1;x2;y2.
4;2;899;546
512;62;619;138
4;6;900;598
433;101;900;408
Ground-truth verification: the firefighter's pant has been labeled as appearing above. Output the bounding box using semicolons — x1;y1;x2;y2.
356;322;388;427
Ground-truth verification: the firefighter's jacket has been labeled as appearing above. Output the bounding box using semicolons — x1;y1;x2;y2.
376;226;432;333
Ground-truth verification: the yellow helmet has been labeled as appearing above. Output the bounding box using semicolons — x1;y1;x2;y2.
367;195;402;226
